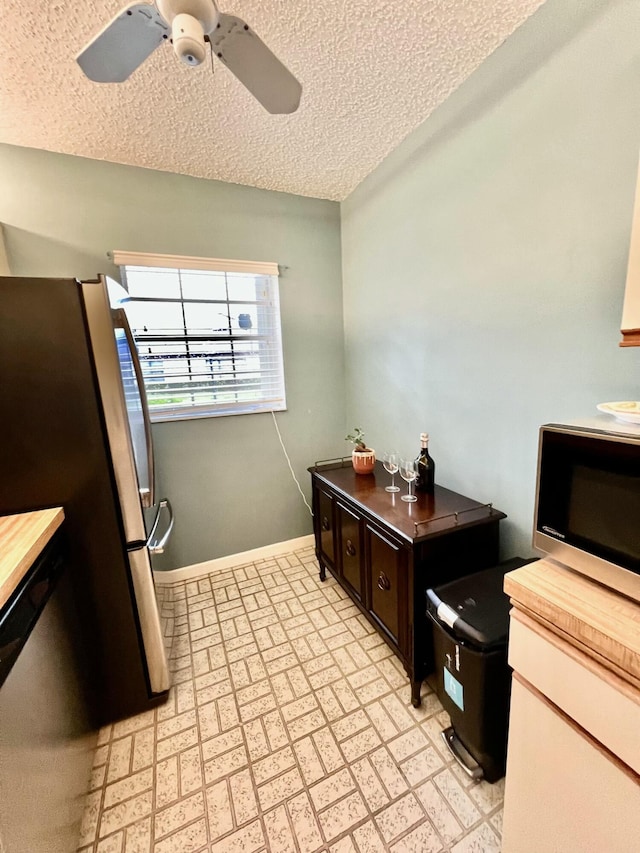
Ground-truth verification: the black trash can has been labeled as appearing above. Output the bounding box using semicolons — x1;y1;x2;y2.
426;557;535;783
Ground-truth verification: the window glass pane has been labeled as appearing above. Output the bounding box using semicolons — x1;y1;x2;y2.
180;271;228;301
126;301;185;335
230;303;262;334
125;268;181;299
226;274;260;302
188;341;233;372
182;302;235;335
138;345;187;408
181;303;267;335
138;341;188;357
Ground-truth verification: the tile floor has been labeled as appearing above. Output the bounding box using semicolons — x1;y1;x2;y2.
77;544;504;853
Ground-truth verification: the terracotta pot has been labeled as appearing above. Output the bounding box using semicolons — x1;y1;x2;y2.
352;448;376;474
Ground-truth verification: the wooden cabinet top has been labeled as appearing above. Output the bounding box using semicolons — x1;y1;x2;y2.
310;461;505;545
505;558;640;686
0;507;64;610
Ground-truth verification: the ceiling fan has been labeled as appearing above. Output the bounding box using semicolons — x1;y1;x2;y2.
76;0;302;114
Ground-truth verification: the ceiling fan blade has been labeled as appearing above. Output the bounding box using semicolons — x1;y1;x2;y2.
209;15;301;115
76;3;169;83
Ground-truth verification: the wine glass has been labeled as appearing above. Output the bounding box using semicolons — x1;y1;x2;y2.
382;451;400;492
399;457;418;502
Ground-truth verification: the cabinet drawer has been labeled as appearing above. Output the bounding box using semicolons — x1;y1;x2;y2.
509;611;640;775
366;523;407;648
337;502;362;599
317;488;335;568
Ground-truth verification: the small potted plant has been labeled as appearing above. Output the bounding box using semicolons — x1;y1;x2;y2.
346;428;376;474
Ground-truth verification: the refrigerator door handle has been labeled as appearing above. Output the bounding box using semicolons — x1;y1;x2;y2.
113;307;155;508
147;499;175;555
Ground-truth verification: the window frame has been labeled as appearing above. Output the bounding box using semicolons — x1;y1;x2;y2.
113;251;286;423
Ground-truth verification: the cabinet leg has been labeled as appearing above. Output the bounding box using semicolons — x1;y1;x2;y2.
411;679;422;708
319;562;326;582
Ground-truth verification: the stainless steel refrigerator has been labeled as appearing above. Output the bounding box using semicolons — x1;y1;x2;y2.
0;274;173;721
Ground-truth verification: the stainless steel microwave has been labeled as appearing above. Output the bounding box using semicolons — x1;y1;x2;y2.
534;418;640;603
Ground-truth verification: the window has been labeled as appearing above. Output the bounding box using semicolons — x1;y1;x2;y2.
113;251;286;422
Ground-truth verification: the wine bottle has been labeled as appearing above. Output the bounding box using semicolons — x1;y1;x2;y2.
415;432;435;493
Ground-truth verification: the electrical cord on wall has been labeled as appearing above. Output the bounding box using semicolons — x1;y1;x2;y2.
271;411;313;517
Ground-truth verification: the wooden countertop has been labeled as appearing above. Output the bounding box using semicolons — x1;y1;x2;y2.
505;558;640;686
0;508;64;610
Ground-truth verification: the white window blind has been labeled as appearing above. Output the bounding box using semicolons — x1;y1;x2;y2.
115;252;286;422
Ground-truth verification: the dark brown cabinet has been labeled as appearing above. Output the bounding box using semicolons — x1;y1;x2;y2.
310;461;506;706
367;522;407;648
337;501;363;600
317;486;336;571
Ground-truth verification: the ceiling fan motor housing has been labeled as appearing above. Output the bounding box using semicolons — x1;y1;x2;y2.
156;0;220;66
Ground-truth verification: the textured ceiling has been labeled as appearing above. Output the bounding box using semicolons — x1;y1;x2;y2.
0;1;546;200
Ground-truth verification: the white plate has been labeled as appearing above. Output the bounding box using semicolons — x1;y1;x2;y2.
596;402;640;424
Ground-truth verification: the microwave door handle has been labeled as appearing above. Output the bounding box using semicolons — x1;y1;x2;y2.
114;307;156;508
147;499;174;554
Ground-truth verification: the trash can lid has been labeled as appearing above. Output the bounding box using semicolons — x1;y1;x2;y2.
426;558;536;650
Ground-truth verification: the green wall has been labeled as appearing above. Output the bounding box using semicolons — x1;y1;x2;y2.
0;145;345;568
341;0;640;559
5;0;640;570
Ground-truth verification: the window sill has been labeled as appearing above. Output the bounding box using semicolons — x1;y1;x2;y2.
149;402;287;424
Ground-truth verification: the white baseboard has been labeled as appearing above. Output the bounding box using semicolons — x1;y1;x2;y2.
154;534;316;584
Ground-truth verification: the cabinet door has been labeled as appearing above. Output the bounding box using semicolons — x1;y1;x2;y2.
502;677;640;853
337;501;362;600
366;523;408;651
621;154;640;346
317;487;335;569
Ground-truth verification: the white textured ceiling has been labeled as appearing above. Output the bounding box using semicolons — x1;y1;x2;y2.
0;1;546;200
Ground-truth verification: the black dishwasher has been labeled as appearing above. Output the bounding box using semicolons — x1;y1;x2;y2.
0;526;95;853
0;530;66;687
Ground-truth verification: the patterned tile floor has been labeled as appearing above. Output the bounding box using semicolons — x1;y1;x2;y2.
77;545;504;853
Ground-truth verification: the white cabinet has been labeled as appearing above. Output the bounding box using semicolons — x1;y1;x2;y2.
502;677;640;853
502;562;640;853
0;224;10;275
621;157;640;345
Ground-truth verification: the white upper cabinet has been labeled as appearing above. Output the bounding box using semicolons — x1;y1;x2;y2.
0;225;10;275
621;158;640;346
